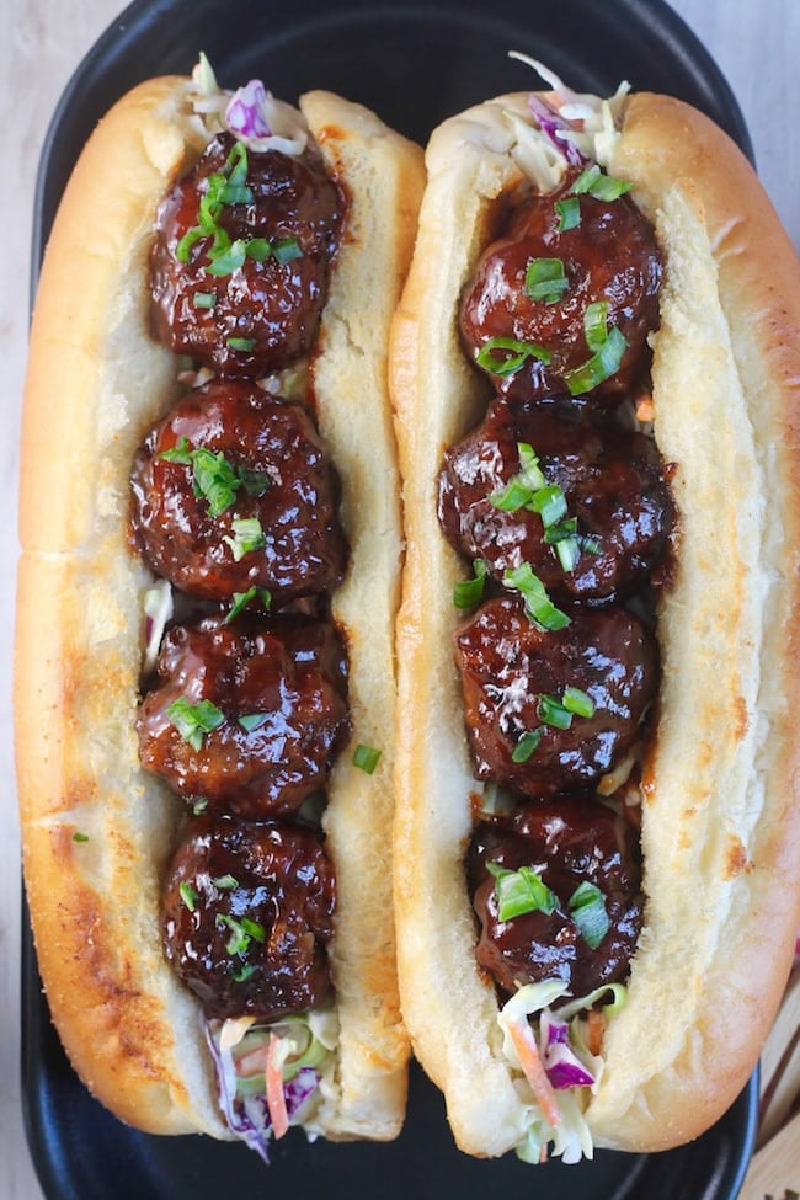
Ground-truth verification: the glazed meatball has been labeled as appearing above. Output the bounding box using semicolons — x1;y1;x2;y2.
162;816;335;1019
438;397;674;601
138;615;349;817
467;798;643;996
460;169;662;398
129;381;346;605
150;133;341;376
455;597;657;798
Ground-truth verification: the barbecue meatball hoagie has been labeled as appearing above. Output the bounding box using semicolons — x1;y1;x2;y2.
391;62;800;1161
16;58;425;1153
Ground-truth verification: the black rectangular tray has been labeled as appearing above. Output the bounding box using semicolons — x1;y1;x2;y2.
24;2;758;1197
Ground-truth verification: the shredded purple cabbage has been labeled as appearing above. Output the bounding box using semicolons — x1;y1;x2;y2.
225;80;271;140
542;1042;595;1090
527;94;586;167
206;1022;320;1162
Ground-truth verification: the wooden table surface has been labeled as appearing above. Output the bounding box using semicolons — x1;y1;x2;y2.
1;2;798;1197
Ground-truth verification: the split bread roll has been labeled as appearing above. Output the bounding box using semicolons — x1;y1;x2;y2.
391;87;800;1157
16;72;424;1142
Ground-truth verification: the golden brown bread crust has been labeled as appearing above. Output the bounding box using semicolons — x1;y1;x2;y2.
391;90;800;1156
16;76;424;1139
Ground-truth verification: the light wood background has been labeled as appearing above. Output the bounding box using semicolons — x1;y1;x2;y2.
1;2;797;1197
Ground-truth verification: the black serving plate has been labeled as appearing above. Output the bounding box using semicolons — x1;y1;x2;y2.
25;2;758;1198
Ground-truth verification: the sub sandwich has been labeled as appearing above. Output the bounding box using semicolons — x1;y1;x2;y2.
391;57;800;1162
17;56;424;1156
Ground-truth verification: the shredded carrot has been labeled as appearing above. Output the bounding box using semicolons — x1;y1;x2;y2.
586;1011;606;1057
635;393;655;422
507;1020;561;1128
265;1033;290;1139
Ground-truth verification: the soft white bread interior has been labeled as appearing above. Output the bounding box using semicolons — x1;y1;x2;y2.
390;91;800;1156
16;76;424;1139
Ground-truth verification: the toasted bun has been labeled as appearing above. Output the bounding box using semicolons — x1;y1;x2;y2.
16;76;424;1139
391;91;800;1156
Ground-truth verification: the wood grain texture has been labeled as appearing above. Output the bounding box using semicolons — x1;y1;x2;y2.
0;0;796;1196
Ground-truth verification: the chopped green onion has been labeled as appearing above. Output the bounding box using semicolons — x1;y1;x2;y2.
453;559;488;609
191;796;208;816
564;326;627;396
224;586;272;624
487;861;559;922
563;686;594;718
569;164;633;201
556;538;580;572
537;694;573;730
221;183;253;205
240;917;266;942
175;225;206;263
475;336;551;377
192;292;216;310
529;484;567;528
238;714;269;732
489;478;537;513
503;563;571;631
212;875;238;890
189;447;245;517
159;435;193;465
511;728;543;762
206;238;247;275
543;517;577;545
581;535;602;556
223;517;266;562
353;744;382;774
555;196;581;231
180;882;199;912
525;257;569;304
584;301;610;352
224;140;249;189
237;467;270;496
274;237;303;264
518;443;547;489
233;963;257;983
569;882;610;948
227;336;256;352
245;238;273;261
167;697;225;751
72;831;90;843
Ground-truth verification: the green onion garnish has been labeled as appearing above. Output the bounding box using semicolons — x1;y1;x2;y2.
223;517;266;562
212;875;238;890
180;882;199;912
72;831;90;843
570;164;633;201
502;563;571;631
206;238;247;276
453;559;488;609
353;744;382;774
487;861;559;922
536;694;573;730
584;301;610;352
274;237;303;264
529;483;567;528
245;239;273;261
160;441;268;517
215;913;265;956
476;336;551;377
569;882;610;948
224;586;273;624
563;686;594;718
238;714;269;733
224;141;249;189
511;728;544;763
564;326;627;396
227;336;256;352
167;697;225;751
555;196;581;231
175;225;206;263
221;183;253;205
191;796;208;816
525;257;569;304
233;963;257;983
192;292;216;310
